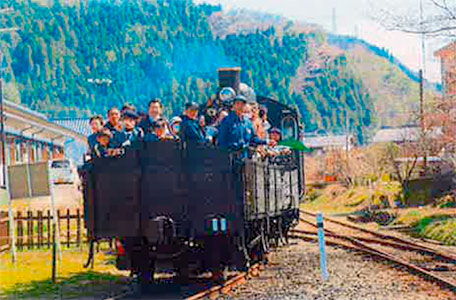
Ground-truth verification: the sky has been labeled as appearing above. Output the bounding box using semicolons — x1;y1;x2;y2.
196;0;448;83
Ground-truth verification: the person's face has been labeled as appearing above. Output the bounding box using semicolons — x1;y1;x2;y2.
199;115;205;127
243;104;253;120
108;109;121;125
98;135;110;147
186;108;198;120
149;102;162;119
171;123;181;135
234;101;245;115
156;127;166;137
124;117;136;130
90;119;102;133
251;105;259;120
270;132;281;143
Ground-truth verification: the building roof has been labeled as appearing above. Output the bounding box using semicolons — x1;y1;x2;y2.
52;118;92;137
373;126;443;144
303;134;352;149
373;127;420;143
3;100;87;145
434;41;456;57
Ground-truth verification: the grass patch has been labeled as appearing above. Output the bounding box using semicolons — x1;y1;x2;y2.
413;216;456;246
302;181;402;214
3;271;127;299
0;247;128;299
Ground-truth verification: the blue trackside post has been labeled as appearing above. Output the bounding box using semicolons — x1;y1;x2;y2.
317;212;329;281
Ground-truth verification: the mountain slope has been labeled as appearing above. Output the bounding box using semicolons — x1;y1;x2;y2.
1;0;383;143
208;8;431;130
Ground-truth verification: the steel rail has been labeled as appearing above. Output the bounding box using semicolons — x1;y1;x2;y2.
184;263;262;300
294;212;456;293
300;210;456;261
103;263;264;300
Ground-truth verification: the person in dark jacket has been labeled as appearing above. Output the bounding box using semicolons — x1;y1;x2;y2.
179;102;206;143
88;115;104;152
217;96;276;154
104;107;124;148
93;129;112;158
120;110;143;148
139;98;165;135
144;118;175;142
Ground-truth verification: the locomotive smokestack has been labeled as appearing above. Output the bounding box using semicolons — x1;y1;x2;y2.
218;67;241;93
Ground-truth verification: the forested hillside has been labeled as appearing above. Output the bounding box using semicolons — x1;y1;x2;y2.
208;9;430;130
1;0;374;141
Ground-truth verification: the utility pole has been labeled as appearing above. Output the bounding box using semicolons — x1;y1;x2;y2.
345;106;350;185
419;69;427;174
419;0;426;76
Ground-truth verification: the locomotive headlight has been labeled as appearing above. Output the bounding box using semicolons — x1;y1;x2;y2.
212;218;219;232
220;218;227;232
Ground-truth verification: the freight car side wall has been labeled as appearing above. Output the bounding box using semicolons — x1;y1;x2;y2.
84;142;244;240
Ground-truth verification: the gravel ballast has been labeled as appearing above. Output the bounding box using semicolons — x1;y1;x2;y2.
222;239;455;300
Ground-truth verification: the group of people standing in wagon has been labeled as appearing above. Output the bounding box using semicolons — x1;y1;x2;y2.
87;95;292;160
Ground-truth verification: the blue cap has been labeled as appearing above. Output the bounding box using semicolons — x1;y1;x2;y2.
185;102;199;110
123;109;138;119
234;95;247;103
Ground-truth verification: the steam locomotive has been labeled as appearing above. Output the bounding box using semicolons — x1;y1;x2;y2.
81;68;304;283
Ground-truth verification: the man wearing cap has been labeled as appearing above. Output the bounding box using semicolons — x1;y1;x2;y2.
180;102;206;144
217;95;276;154
120;110;144;148
170;116;182;138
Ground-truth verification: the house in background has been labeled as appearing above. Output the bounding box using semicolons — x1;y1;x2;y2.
0;100;87;184
372;127;421;144
434;41;456;97
51;118;91;165
303;134;356;155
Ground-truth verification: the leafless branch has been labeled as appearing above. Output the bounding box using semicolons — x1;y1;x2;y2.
373;0;456;37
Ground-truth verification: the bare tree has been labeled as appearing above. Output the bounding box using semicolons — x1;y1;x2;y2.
373;0;456;37
383;142;419;201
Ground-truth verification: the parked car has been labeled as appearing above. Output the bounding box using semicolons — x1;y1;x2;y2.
49;159;74;184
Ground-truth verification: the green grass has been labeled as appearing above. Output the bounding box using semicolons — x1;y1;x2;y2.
3;271;127;299
0;246;129;299
414;216;456;246
302;181;402;214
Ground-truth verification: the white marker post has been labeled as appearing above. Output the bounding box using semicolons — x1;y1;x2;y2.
317;213;329;281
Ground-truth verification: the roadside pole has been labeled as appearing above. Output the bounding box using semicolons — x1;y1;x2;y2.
317;213;329;281
48;163;62;263
52;222;57;283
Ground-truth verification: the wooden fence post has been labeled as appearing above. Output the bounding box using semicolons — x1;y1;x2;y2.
27;211;33;250
17;211;22;250
66;209;70;248
76;209;81;247
57;209;61;248
38;211;43;248
0;211;8;252
47;210;51;248
0;208;87;253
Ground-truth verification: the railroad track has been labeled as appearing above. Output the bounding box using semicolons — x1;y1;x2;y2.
104;263;265;300
291;210;456;293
